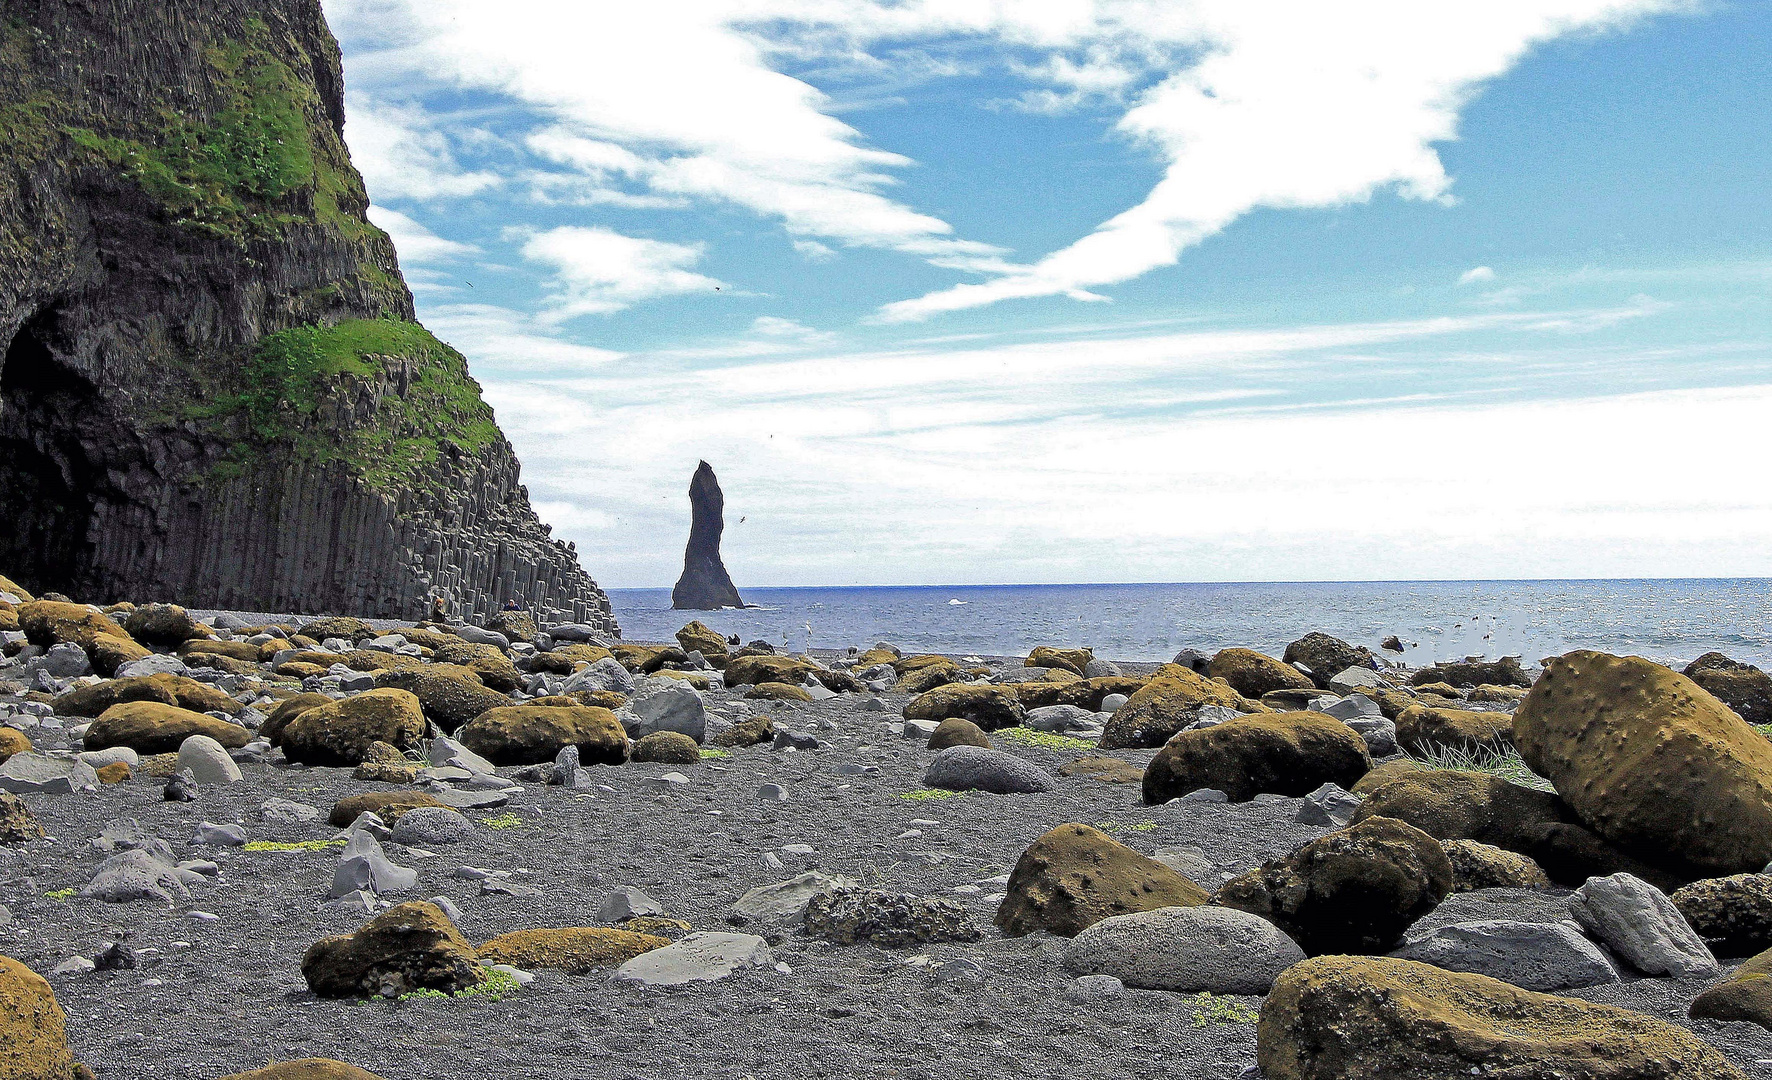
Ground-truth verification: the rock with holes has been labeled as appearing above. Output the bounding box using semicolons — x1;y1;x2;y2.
302;901;483;998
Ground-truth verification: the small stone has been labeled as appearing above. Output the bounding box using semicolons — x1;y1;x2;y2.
599;886;665;923
162;770;198;802
757;783;788;803
1064;974;1125;1003
388;807;476;846
611;932;773;987
259;798;322;825
0;752;98;795
190;821;247;847
1296;782;1363;827
1176;788;1228;804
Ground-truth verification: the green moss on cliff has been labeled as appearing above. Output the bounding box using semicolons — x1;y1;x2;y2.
189;319;503;494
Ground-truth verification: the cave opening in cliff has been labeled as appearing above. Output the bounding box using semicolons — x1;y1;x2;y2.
0;307;101;595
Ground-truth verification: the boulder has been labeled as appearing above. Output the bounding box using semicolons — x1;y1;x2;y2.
1412;657;1532;689
674;621;728;662
745;682;811;702
803;886;980;947
1672;875;1772;956
301;616;376;642
610;932;771;987
377;672;508;733
176;735;242;785
84;702;250;755
729;871;856;929
483;609;537;645
1142;712;1371;804
217;1061;387;1080
1353;766;1677;889
0;792;45;844
621;682;706;743
328;792;449;828
1063;905;1304;994
1391;920;1618;992
1212;817;1453;955
1027;646;1092;676
18;599;127;649
1440;839;1551;892
1395;704;1515;754
902;683;1024;731
458;705;628;766
1690;947;1772;1030
923;746;1056;795
523;643;614;675
55;673;241;719
1057;756;1143;784
1283;633;1376;690
995;823;1207;937
926;717;991;750
387;807;474;846
477;928;670;974
84;848;189;902
430;642;521;692
302;901;484;998
122;603;207;646
1567;873;1718;978
258;693;333;746
712;717;775;747
1257;955;1745;1080
281;690;426;766
1683;652;1772;724
1515;650;1772;878
0;753;99;795
631;731;703;764
0;954;77;1080
1098;664;1252;750
1207;647;1314;698
0;728;28;765
723;654;819;688
88;633;151;675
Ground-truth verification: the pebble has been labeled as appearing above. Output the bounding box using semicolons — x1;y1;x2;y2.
1065;974;1126;1003
757;783;788;803
599;886;665;922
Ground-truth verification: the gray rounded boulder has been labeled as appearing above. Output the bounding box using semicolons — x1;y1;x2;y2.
1063;905;1304;993
923;746;1056;794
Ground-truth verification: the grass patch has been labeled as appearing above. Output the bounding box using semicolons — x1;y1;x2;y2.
395;967;521;1004
1190;993;1259;1028
995;727;1096;751
1755;724;1772;739
481;813;523;830
243;839;346;853
1092;821;1158;834
899;789;961;801
699;747;730;759
1408;740;1553;792
43;888;76;902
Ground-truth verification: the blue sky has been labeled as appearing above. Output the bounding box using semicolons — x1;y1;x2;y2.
323;0;1771;588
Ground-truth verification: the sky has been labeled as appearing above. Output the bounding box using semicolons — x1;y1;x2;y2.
322;0;1772;589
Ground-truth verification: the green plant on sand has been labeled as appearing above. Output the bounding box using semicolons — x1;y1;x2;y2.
996;727;1096;751
1190;993;1259;1027
1408;739;1554;792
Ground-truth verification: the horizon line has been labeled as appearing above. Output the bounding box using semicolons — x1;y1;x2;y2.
604;575;1772;592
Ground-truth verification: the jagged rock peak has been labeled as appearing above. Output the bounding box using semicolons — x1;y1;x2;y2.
0;0;613;630
672;461;743;611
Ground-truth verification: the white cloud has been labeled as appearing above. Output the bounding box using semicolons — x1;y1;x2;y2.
792;239;837;262
367;205;477;264
1460;265;1497;284
519;226;725;319
420;302;625;372
750;316;831;342
341;95;501;201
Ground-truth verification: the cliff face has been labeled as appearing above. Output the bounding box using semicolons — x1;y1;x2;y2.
672;461;743;611
0;0;615;629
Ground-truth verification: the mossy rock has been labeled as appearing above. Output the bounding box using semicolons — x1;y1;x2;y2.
904;684;1024;732
458;705;627;767
1671;875;1772;957
996;823;1207;937
927;717;991;750
0;574;35;603
1;791;46;843
1440;839;1551;892
88;632;151;676
631;731;703;764
179;638;261;662
94;761;132;784
1412;658;1532;689
122;603;210;646
0;728;30;766
53;672;182;721
745;682;811;703
725;654;821;687
430;642;520;692
327;791;448;828
1026;646;1092;676
650;669;713;690
0;955;77;1080
476;927;670;975
1098;664;1252;750
1515;650;1772;879
218;1061;387;1080
1282;633;1376;690
1352;766;1674;889
302;902;482;999
1057;756;1143;784
1207;648;1315;698
713;718;776;747
374;670;507;733
892;662;961;695
0;605;17;634
675;620;728;660
281;689;426;766
1690;947;1772;1030
1683;652;1772;725
854;647;899;668
1142;711;1370;804
17;600;128;649
611;644;687;674
258;692;334;746
301;617;377;642
1395;704;1515;755
1213;817;1452;956
1260;955;1746;1080
85;702;251;755
522;643;613;675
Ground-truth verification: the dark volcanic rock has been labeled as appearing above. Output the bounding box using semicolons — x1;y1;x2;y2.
0;0;613;630
671;461;743;611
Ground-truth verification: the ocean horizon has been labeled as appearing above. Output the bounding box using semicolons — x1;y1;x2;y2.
608;577;1772;669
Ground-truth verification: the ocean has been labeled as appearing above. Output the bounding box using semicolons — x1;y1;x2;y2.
607;579;1772;669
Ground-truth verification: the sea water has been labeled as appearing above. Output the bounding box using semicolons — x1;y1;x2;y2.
607;579;1772;669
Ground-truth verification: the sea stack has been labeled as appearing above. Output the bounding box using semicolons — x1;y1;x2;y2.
672;461;743;610
0;0;614;630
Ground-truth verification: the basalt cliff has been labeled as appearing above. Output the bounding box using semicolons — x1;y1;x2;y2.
0;0;615;629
